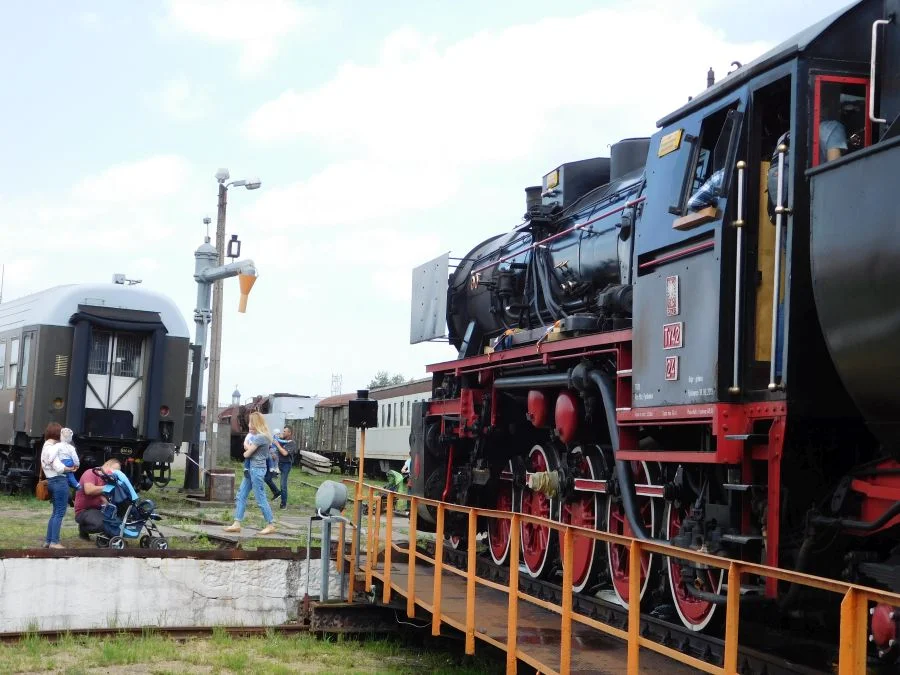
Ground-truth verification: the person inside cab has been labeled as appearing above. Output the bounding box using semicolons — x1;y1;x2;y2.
819;94;849;164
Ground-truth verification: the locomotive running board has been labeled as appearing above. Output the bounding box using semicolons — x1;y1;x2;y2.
499;471;664;498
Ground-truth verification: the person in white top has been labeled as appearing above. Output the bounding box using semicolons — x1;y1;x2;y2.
40;422;77;548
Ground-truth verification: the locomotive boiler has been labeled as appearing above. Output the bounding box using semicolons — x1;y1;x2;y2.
447;139;648;352
408;0;900;664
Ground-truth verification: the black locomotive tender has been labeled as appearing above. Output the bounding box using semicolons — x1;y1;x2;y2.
0;283;191;493
408;0;900;662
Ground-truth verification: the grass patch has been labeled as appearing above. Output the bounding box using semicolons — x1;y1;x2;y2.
0;632;502;674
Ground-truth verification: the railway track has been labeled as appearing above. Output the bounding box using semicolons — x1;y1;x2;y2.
422;540;837;675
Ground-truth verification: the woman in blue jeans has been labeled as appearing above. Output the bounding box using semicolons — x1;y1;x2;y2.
224;412;276;535
40;422;77;548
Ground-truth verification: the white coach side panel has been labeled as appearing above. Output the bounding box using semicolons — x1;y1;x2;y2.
357;378;430;467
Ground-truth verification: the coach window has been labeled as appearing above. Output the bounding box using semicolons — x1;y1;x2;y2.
114;333;142;377
20;334;32;386
89;332;111;375
7;338;18;389
387;403;391;427
0;341;5;389
400;402;404;426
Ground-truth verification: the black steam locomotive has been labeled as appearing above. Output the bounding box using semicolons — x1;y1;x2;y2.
409;0;900;663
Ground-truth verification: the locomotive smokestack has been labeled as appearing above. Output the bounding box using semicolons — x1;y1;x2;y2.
525;185;542;216
707;67;715;88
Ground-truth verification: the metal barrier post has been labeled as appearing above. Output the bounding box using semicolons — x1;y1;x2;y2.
347;499;359;602
338;519;347;601
407;496;418;618
724;562;741;673
432;503;445;636
337;521;345;576
320;518;332;602
365;486;375;593
373;489;382;580
561;527;574;674
627;540;641;675
839;588;868;675
383;492;394;604
507;514;520;675
466;509;477;655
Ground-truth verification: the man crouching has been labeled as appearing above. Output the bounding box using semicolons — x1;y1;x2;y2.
74;458;121;540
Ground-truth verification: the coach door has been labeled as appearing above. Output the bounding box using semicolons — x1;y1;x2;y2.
86;329;145;437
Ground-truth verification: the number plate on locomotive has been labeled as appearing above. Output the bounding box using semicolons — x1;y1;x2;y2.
663;322;683;349
666;275;679;316
665;355;679;381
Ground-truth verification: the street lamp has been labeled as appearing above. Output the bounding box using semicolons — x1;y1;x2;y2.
206;169;262;476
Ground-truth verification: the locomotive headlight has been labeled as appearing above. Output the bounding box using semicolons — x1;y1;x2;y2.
52;397;64;410
160;405;170;417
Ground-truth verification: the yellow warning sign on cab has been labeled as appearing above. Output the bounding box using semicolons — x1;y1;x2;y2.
658;129;683;157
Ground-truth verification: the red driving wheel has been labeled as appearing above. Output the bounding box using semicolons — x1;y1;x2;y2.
605;461;658;608
520;444;559;579
488;460;515;565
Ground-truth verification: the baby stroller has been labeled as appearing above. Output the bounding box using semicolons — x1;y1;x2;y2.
91;468;168;550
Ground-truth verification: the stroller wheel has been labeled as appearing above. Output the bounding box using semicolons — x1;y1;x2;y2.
149;537;168;550
140;535;151;549
109;536;126;550
95;535;109;548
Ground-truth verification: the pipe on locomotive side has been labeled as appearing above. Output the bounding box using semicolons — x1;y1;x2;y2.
492;373;572;390
499;362;666;545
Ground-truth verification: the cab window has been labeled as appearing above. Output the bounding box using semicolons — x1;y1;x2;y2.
812;76;869;167
685;105;743;213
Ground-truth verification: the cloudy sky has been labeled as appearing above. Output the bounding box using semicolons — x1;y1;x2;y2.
0;0;851;401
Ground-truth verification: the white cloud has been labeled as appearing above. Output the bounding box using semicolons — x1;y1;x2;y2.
245;158;458;231
71;155;193;204
148;75;210;121
163;0;315;76
244;5;771;231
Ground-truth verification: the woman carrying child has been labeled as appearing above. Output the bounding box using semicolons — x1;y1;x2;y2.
40;422;78;548
224;412;276;535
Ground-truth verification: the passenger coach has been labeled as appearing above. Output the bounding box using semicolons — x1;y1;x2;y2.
0;282;190;493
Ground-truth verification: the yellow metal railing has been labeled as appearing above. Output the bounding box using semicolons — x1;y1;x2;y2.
341;481;900;675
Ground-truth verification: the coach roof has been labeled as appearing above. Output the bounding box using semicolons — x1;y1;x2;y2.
0;283;190;338
369;377;431;400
